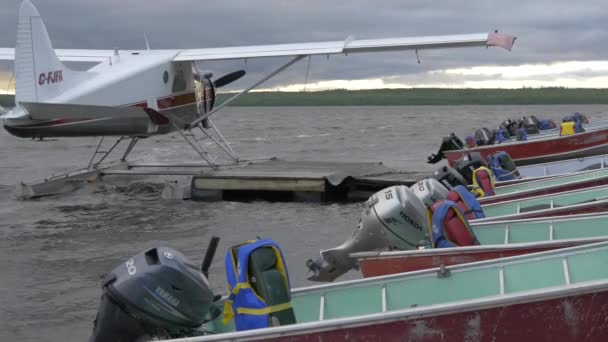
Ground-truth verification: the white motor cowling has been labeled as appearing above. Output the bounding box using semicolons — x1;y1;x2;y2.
411;178;449;207
306;186;430;282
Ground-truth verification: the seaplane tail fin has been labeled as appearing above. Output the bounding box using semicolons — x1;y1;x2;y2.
15;0;89;105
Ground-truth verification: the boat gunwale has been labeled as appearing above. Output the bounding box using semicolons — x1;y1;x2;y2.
481;183;608;209
182;246;608;341
351;237;608;260
485;170;608;203
473;198;608;223
469;212;608;227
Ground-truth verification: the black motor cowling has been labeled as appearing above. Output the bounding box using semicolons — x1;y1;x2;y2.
432;165;467;190
454;152;488;184
519;116;540;134
89;247;213;342
474;128;494;146
427;133;464;164
501;119;518;137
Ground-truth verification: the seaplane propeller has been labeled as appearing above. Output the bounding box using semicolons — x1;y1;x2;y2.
192;64;245;128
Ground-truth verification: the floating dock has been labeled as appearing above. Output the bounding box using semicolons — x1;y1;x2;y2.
16;159;422;202
190;160;420;202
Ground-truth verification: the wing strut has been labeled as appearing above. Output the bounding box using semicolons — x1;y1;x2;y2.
185;55;306;130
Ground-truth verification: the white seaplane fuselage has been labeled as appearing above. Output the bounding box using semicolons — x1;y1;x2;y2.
0;0;516;140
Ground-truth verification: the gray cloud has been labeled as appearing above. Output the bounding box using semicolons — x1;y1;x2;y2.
0;0;607;90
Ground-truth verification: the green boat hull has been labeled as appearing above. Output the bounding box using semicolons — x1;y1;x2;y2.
177;241;608;341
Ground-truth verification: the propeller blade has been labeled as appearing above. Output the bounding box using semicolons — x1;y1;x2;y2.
214;70;246;88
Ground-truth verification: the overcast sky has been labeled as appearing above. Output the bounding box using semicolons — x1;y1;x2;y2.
1;0;608;93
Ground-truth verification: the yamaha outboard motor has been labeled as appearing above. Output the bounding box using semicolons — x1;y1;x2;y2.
474;128;494;146
89;247;213;342
453;152;488;184
411;178;449;207
432;165;467;190
427;133;464;164
306;186;429;282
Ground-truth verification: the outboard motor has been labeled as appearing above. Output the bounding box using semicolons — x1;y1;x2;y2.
89;247;213;342
474;127;494;146
453;152;487;184
427;133;464;164
519;116;540;134
487;151;520;181
411;178;449;207
432;165;467;190
306;186;429;282
501;119;518;137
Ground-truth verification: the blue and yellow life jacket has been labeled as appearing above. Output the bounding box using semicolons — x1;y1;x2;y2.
429;200;480;248
446;185;485;220
471;166;496;197
487;151;518;181
223;239;294;331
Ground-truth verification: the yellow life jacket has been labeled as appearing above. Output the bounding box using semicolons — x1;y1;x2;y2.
471;166;496;198
560;121;575;136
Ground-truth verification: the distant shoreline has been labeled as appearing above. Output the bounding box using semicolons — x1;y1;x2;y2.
3;88;608;107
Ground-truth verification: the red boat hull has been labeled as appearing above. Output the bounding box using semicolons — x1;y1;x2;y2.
260;291;608;342
445;128;608;166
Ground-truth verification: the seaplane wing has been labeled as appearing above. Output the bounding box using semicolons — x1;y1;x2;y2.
173;32;515;61
0;32;515;63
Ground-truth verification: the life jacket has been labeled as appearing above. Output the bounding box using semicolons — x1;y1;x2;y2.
223;239;295;331
560;121;575;136
493;127;509;143
575;120;585;133
539;119;556;130
464;135;477;148
471;166;496;197
487;151;520;181
429;200;480;248
445;185;485;220
516;128;527;141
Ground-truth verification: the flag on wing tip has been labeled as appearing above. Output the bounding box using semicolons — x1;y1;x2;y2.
487;32;517;51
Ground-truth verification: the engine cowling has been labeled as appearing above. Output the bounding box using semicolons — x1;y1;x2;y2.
411;178;449;207
306;186;430;282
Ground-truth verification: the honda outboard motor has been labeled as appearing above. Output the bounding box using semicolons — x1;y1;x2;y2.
474;128;494;146
454;152;488;184
432;165;467;190
306;186;429;282
427;133;464;164
411;178;449;207
89;247;213;342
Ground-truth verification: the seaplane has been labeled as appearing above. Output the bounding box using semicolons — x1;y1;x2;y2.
0;0;515;168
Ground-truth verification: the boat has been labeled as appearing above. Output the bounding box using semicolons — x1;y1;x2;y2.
477;184;608;222
482;168;608;205
355;213;608;277
514;153;608;179
444;126;608;167
494;153;608;186
173;241;608;341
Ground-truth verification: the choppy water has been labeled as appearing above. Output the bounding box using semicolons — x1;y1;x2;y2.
1;105;607;341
